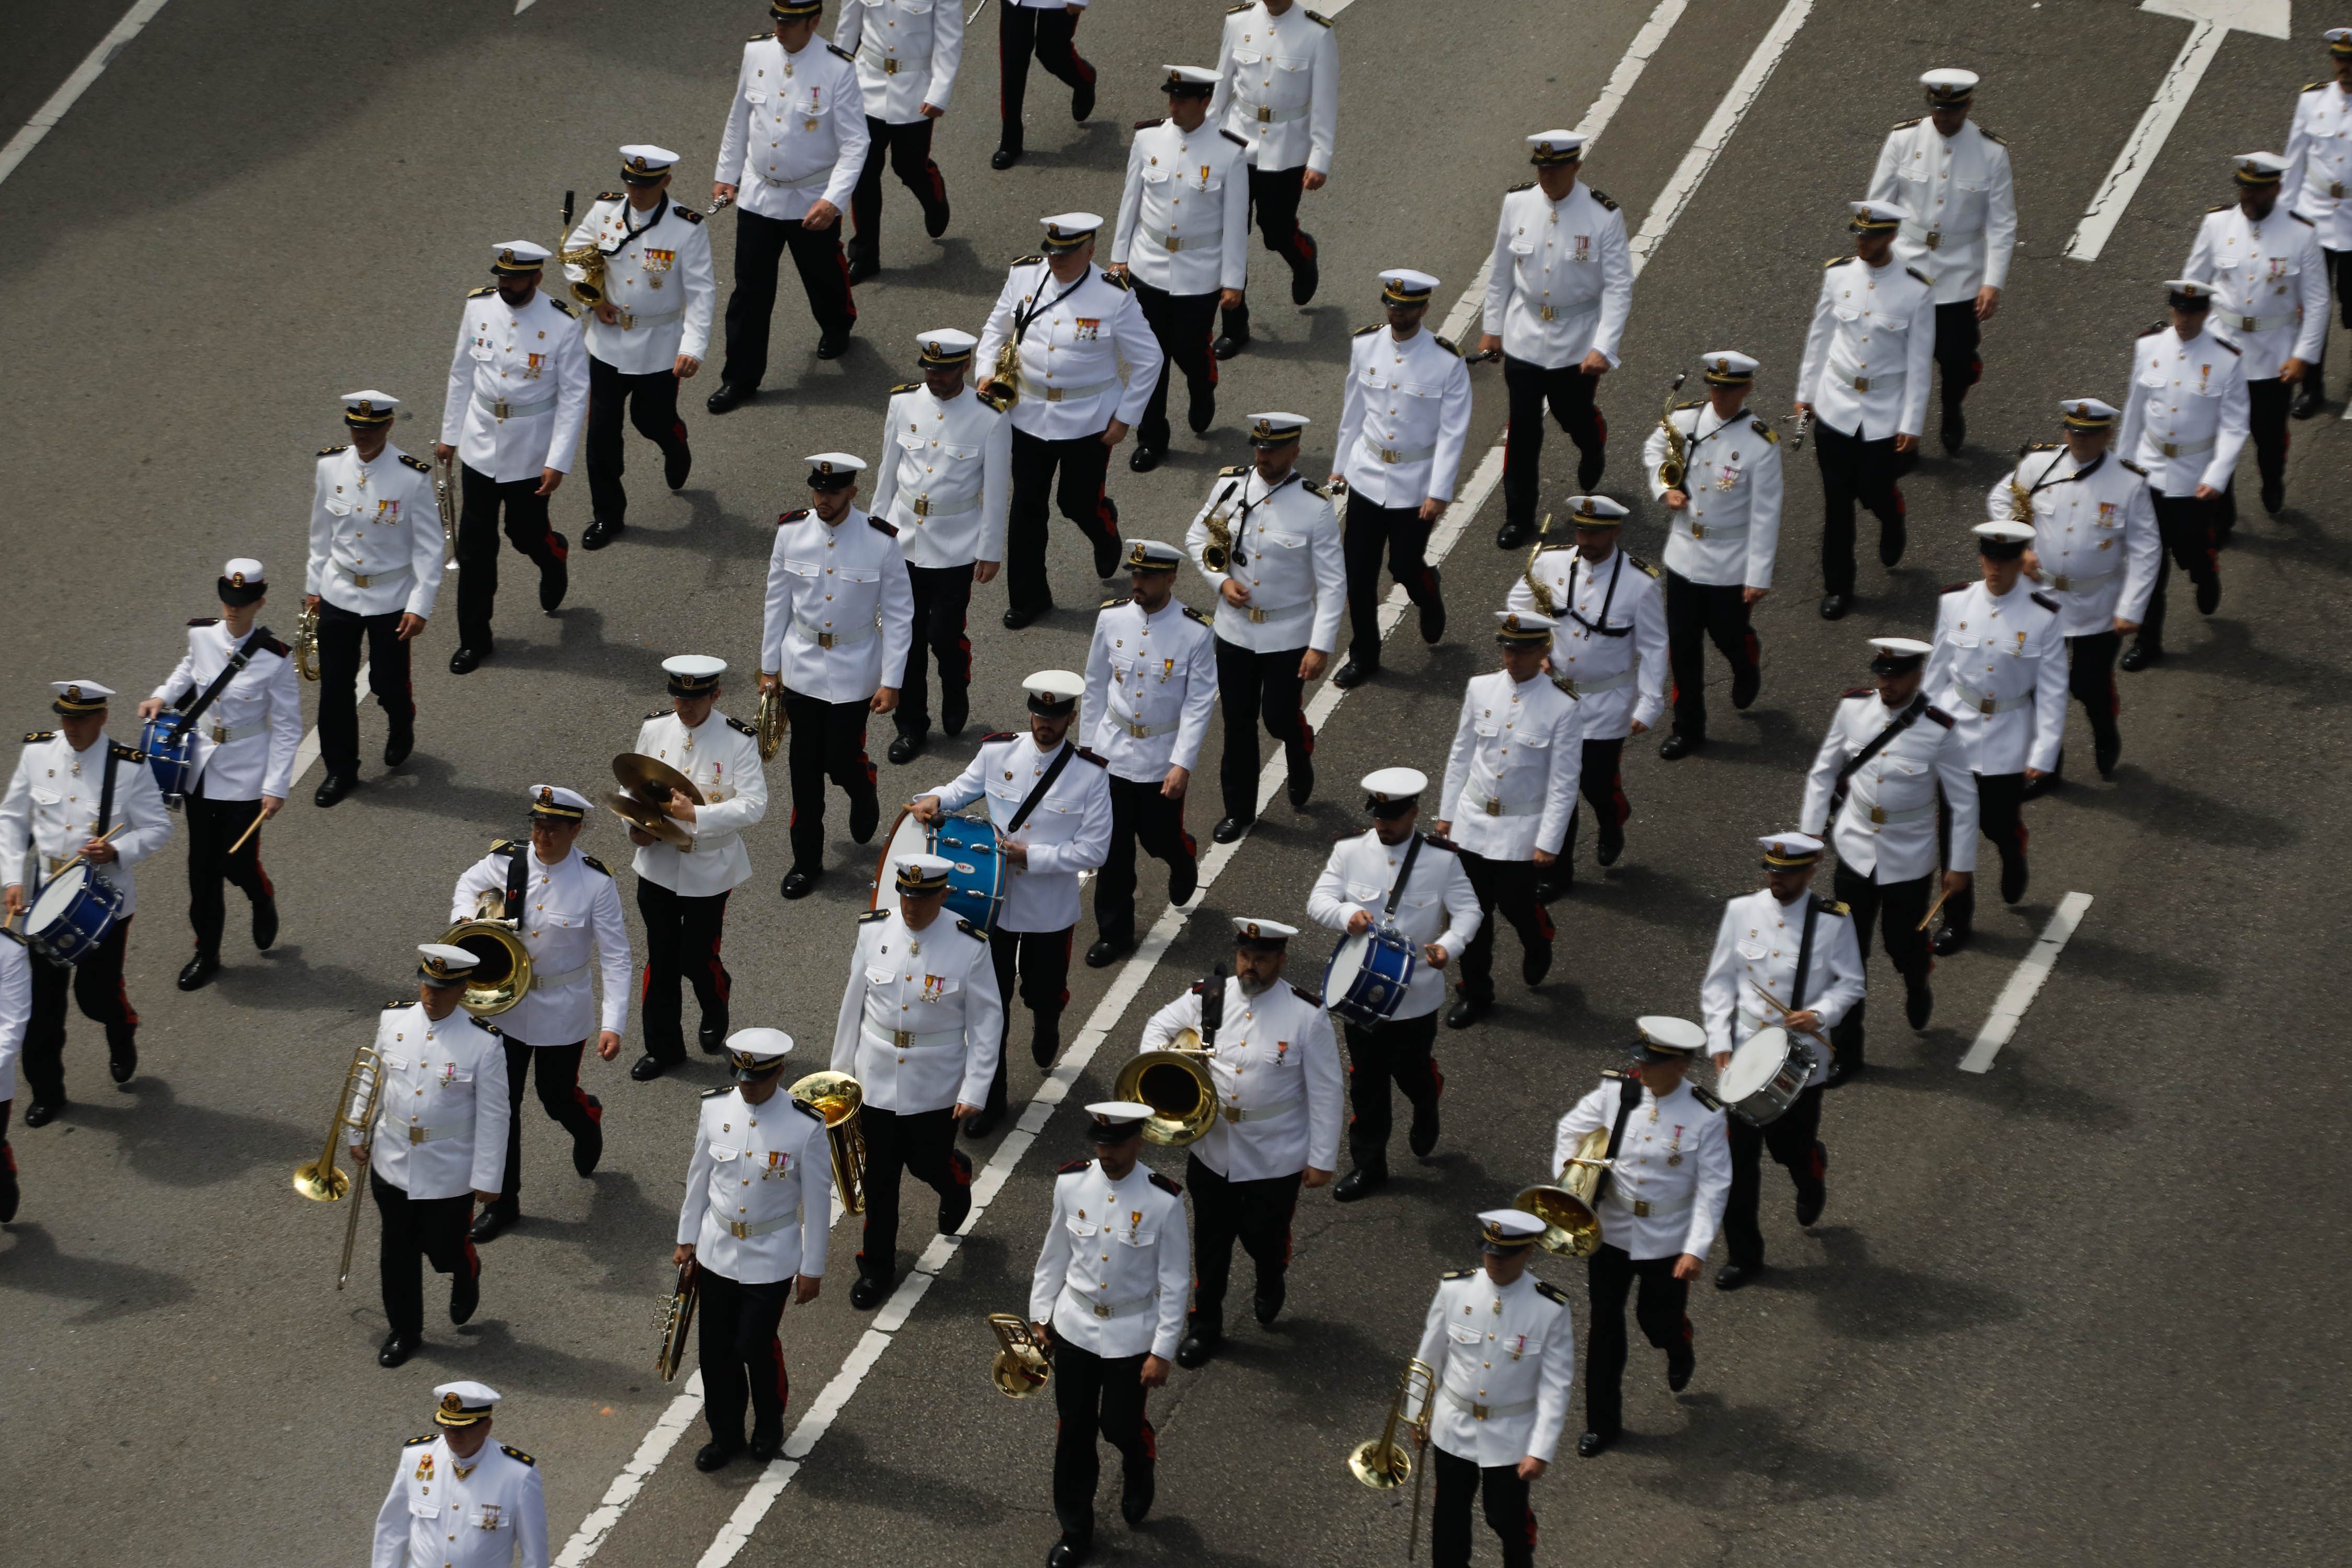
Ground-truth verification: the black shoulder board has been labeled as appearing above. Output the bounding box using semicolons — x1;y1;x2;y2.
548;296;577;318
1101;270;1132;292
492;837;522;854
1218;464;1247;477
1183;604;1213;626
1601;1066;1634;1081
482;1022;503;1037
1100;594;1135;609
1924;706;1954;728
1442;1267;1476;1281
779;508;811;524
400;453;432;473
1507;180;1535;193
1906;267;1933;286
1672;398;1702;410
500;1444;536;1467
982;731;1018;744
1940;581;1970;595
1422;832;1460;853
1011;252;1045;267
405;1433;436;1447
1688;1082;1725;1112
1842;685;1874;699
597;190;624;203
679;207;704;224
956;917;983;939
1825;255;1852;269
2030;591;2060;614
580;854;612;876
1149;1169;1183;1195
2137;321;2166;337
1752;417;1779;444
23;731;52;743
385;999;407;1010
792;1097;824;1120
1353;322;1381;336
727;714;758;737
1978;126;2004;145
2023;441;2060;454
1289;981;1323;1005
890;382;921;396
1134;117;1165;130
108;742;145;763
188;615;220;627
1074;746;1108;767
2294;210;2316;226
1626;552;1659;579
858;908;890;924
1226;2;1252;11
468;285;497;297
1586;188;1619;211
1220;129;1248;147
1893;114;1923;129
1534;1279;1571;1305
701;1083;732;1098
645;709;670;721
2119;459;2148;476
1305;7;1333;24
1814;896;1850;917
2307;80;2328;92
317;444;350;457
258;634;292;657
827;41;856;61
2215;337;2242;354
1190;976;1213;995
869;515;899;537
1432;334;1463;358
750;30;771;41
2208;202;2233;214
975;387;1013;413
1056;1157;1093;1175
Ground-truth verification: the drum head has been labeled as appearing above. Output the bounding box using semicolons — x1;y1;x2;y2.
1718;1027;1790;1101
1323;932;1373;992
870;809;933;913
28;867;88;927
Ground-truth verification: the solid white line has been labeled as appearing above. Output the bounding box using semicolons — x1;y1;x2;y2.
2065;19;2223;263
1958;891;2092;1074
0;0;173;188
288;663;365;790
554;1373;707;1567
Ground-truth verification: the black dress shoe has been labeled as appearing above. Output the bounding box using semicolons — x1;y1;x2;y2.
449;644;488;675
1495;518;1534;550
1522;943;1552;988
816;330;852;360
1818;593;1848;621
1931;922;1968;957
1292;250;1319;306
1939;406;1965;454
846;253;880;285
2000;856;2027;905
0;1151;19;1224
1121;1463;1155;1525
748;1432;785;1463
582;517;624;551
923;197;950;238
630;1052;676;1082
177;953;219;991
695;1440;739;1472
887;729;927;765
1731;661;1760;710
990;145;1022;170
1714;1262;1760;1291
1031;1022;1059;1068
1409;1098;1440;1157
1576;451;1606;492
1906;981;1933;1030
1795;1183;1826;1228
1168;852;1198;905
850;792;881;844
108;1039;137;1085
1596;825;1624;867
1576;1428;1617;1458
469;1204;516;1243
1253;1277;1286;1324
706;382;751;414
666;444;693;491
1187;389;1216;436
1004;601;1051;630
2195;574;2221;615
2262;479;2284;515
1419;570;1445;643
938;1180;973;1236
378;1333;420;1369
1174;1330;1219;1369
573;1111;603;1177
1331;658;1375;689
849;1275;892;1311
23;1100;60;1129
1085;938;1126;969
1444;996;1484;1030
1212;332;1247;360
1071;77;1094;121
1287;754;1314;809
961;1103;1004;1139
1658;731;1701;762
1092;527;1123;580
1667;1346;1695;1392
1333;1165;1386;1202
1212;815;1251;844
252;889;281;949
942;685;970;736
1128;445;1163;474
780;869;820;900
699;1021;727;1054
2094;730;2121;778
2119;641;2160;672
1879;518;1906;568
1046;1535;1091;1568
451;1260;480;1324
2292;381;2324;419
539;535;569;612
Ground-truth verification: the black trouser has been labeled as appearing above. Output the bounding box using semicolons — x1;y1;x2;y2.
493;1037;598;1208
997;1;1092;151
900;562;975;734
1722;1085;1824;1270
2139;489;2222;646
1935;770;2024;938
315;598;413;779
184;790;270;959
1094;773;1195;950
1828;861;1932;1072
1050;1340;1154;1541
371;1168;476;1340
1933;298;1982;412
20;916;134;1105
1430;1445;1535;1568
2219;377;2290;533
856;1102;966;1282
1341;490;1441;668
781;689;878;873
455;462;564;649
1584;1242;1691;1436
1183;1154;1301;1329
985;925;1073;1112
847;115;946;266
2064;631;2122;755
1501;353;1606;527
1131;280;1219;454
1213;636;1313;821
1219;164;1315;344
1812;420;1913;597
719;207;856;389
584;356;686;526
1007;426;1120;616
1342;1010;1440;1168
2307;247;2352;391
1455;852;1551;1007
635;881;731;1064
697;1266;792;1447
1664;570;1758;739
1561;736;1628;873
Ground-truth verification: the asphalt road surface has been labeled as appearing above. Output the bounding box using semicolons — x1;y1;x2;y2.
2;1;2346;1565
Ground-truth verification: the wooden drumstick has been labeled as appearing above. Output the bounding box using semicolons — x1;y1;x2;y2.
48;822;128;882
1747;978;1832;1052
226;811;270;858
1917;881;1956;932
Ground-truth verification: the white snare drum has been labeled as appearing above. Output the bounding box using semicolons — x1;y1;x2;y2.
1717;1026;1811;1127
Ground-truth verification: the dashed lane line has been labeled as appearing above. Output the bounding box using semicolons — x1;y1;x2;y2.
1958;891;2092;1074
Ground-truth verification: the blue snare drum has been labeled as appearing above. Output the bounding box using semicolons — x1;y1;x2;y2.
873;807;1006;932
1323;925;1417;1027
24;864;126;966
140;716;194;807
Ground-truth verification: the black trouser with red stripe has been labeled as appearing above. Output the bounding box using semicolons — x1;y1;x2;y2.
900;562;976;736
1936;769;2025;939
1813;420;1914;597
1454;852;1551;1006
985;925;1074;1112
635;881;731;1065
584;356;687;527
1007;426;1120;617
2137;489;2222;648
1560;735;1628;879
2063;630;2122;758
697;1266;792;1448
493;1038;599;1209
1213;637;1312;821
1722;1083;1824;1269
781;689;878;874
1933;298;1982;414
1094;773;1196;950
1501;353;1607;529
21;916;134;1106
2217;377;2290;535
1343;1010;1440;1169
719;208;855;390
1342;491;1442;670
1828;860;1932;1073
847;114;947;269
1431;1445;1535;1568
371;1168;477;1341
996;0;1092;153
1219;165;1316;344
1050;1340;1155;1542
1184;1155;1301;1331
856;1103;969;1283
456;463;564;649
1583;1242;1692;1437
185;790;271;961
1664;569;1758;740
315;598;413;780
1130;280;1219;454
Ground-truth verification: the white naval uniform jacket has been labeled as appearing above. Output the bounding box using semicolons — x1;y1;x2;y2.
1083;597;1218;780
926;736;1112;932
1030;1157;1191;1359
1700;889;1865;1076
1641;405;1783;590
306;444;446;619
760;505;917;701
148;619;302;801
1480;178;1634;370
357;1002;510;1199
1111;119;1251;296
0;732;171;915
441;287;590;482
677;1085;833;1284
869;383;1011;569
1306;831;1481;1021
1436;670;1583;860
449;844;632;1047
717;33;869;220
1551;1075;1731;1261
1927;580;2068;778
1407;1267;1575;1467
1797;255;1936;441
1984;448;2160;635
1138;975;1343;1180
2284;78;2352;249
1866;116;2017;304
1335;325;1474;507
976;259;1163;440
0;936;31;1104
2184;203;2330;378
836;0;964;123
628;710;769;897
1504;546;1667;738
562;194;717;373
2117;325;2251;495
372;1433;548;1568
829;907;1002;1112
1799;691;1979;884
1208;1;1339;176
1183;467;1346;654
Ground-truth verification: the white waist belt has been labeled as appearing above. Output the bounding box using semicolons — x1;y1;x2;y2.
1475;793;1540;817
1232;598;1310;625
1607;1185;1691;1220
723;1210;800;1240
1680;518;1748;540
1836;367;1903;393
1362;434;1435;465
757;169;829;189
1111;714;1179;739
1898;218;1976;249
2046;566;2120;592
332;559;407;589
534;962;589;991
1220;1092;1302;1123
1063;1283;1159;1320
402;1122;469;1145
2152;435;2215;459
858;43;931;74
1853;799;1935;826
1552;668;1632;698
475;390;556;420
1952;677;2034;716
1144;224;1224;253
610;305;684;330
905;497;980;525
1442;1387;1537;1421
796;619;877;649
203;719;266;744
1529;302;1598;324
1032;377;1118;403
864;1019;963;1052
2229;312;2297;334
1243;101;1309;125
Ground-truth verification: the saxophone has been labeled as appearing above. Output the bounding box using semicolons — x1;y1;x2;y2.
1520;514;1558;617
1201;477;1244;572
1654;371;1691;490
556;188;610;308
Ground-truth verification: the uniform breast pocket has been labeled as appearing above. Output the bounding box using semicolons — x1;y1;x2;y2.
2137;366;2171;391
409;1501;440;1519
711;1144;741;1163
469;343;497;362
1398;382;1443;401
1142;166;1171;187
1110;660;1135;684
1509;236;1537;258
1447;1324;1483;1347
326;500;354;518
1066;1216;1101;1241
941;442;979;464
897;0;932;13
1116;1225;1158;1249
1473;721;1502;740
1736;940;1768;962
839;566;882;588
1833;299;1867;325
866;965;896;986
781;558;822;580
1515;732;1552;752
468;1507;511;1532
30;787;60;807
2188;375;2229;399
1343;879;1385;904
1880;758;1933;805
1230;47;1263;66
1263;529;1305;550
745;89;769;106
897;432;930;456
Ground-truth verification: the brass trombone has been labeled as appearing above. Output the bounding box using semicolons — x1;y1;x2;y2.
1514;1126;1609;1257
294;1041;385;1290
1113;1027;1218;1146
1348;1357;1437;1562
292;605;321;683
987;1312;1052;1398
790;1070;868;1215
755;683;787;763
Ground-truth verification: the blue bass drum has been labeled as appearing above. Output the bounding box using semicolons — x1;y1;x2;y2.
23;864;126;966
139;716;194;807
872;806;1006;933
1323;926;1418;1027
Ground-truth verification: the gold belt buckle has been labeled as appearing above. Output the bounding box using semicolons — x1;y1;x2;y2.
1688;523;1708;539
617;310;635;330
729;1220;751;1239
1869;805;1887;825
912;498;933;516
1378;447;1401;463
1129;722;1150;738
1924;232;1941;249
1979;697;1997;716
891;1028;914;1048
1469;1402;1490;1420
1631;1200;1651;1217
408;1127;427;1145
1538;305;1557;321
2333;182;2346;199
210;723;230;743
883;56;900;74
492;399;512;420
2160;441;2180;457
2051;574;2072;592
1851;376;1872;393
351;571;374;587
1483;798;1502;817
2242;315;2261;331
815;631;838;649
1255;106;1274;123
1093;1302;1112;1318
1247;607;1267;622
1045;386;1066;402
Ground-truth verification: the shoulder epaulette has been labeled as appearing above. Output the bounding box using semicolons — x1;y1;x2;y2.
1978;126;2004;145
1134;117;1165;130
2030;591;2060;613
399;453;432;473
546;297;577;318
1671;398;1702;411
1421;832;1460;853
1056;1157;1093;1175
827;41;856;62
596;190;624;204
701;1084;732;1098
869;515;899;537
1190;976;1214;996
858;908;890;924
982;731;1017;744
2306;80;2328;92
1226;2;1251;10
492;837;522;854
792;1097;824;1120
580;854;612;876
750;30;771;41
1842;685;1874;699
1100;594;1134;609
1148;1169;1183;1195
481;1021;503;1038
1301;478;1329;498
500;1445;536;1467
1906;267;1933;286
1586;187;1619;211
975;386;1013;413
404;1433;435;1447
2208;202;2233;213
468;285;498;297
258;634;292;657
2215;337;2241;354
1432;334;1463;358
22;731;52;743
2023;441;2060;454
1814;897;1850;917
890;382;921;396
1940;580;1970;594
1534;1279;1571;1305
188;615;220;627
108;742;145;763
1688;1082;1725;1112
1220;129;1248;147
1101;270;1132;292
1011;253;1045;267
644;709;671;721
2137;321;2166;337
1217;464;1248;477
2293;210;2316;225
1182;604;1213;626
1601;1066;1635;1082
1506;179;1535;193
1924;705;1954;728
680;206;704;224
318;444;350;457
1353;322;1381;336
1893;114;1923;129
1826;255;1853;268
1442;1267;1476;1281
721;714;755;739
1305;7;1333;24
2119;459;2148;476
1074;746;1108;767
1751;416;1779;444
778;508;811;524
1626;552;1659;579
385;999;407;1010
956;916;983;939
1289;981;1323;1005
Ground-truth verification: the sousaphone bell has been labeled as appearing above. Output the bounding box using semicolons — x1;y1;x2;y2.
1113;1028;1218;1147
1513;1126;1610;1258
606;751;703;850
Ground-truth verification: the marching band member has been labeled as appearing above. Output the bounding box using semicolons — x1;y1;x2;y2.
1080;541;1216;965
1207;0;1340;356
1401;1209;1574;1568
1432;615;1582;1029
370;1382;547;1568
1699;834;1863;1291
912;671;1110;1135
136;558;301;991
2281;28;2352;416
1137;917;1341;1367
1028;1101;1191;1568
990;0;1097;171
1184;413;1344;841
305;390;444;806
760;453;915;899
1305;767;1478;1200
831;855;1001;1307
0;681;171;1124
0;936;29;1220
450;787;632;1242
625;657;769;1081
1504;496;1664;890
673;1029;831;1471
835;0;962;282
355;946;510;1368
1550;1019;1729;1459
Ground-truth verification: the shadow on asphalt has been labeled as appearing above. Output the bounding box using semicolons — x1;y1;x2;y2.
0;1222;197;1324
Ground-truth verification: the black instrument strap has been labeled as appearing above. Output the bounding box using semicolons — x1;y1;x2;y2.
2027;447;2099;499
1225;470;1298;572
1005;742;1078;835
1789;896;1821;1016
1830;693;1928;809
601;193;668;262
96;747;119;839
1381;833;1425;920
1012;263;1089;344
500;841;528;921
1200;964;1226;1049
1589;1075;1644;1209
171;626;273;737
1563;551;1630;638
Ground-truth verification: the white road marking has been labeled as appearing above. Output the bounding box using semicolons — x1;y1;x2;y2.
555;1372;708;1567
1958;891;2093;1073
0;0;174;188
289;663;365;790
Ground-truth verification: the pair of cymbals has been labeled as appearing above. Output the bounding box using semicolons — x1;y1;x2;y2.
606;753;701;849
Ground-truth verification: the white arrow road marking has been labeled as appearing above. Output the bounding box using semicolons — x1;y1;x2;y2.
1959;891;2093;1073
0;0;174;188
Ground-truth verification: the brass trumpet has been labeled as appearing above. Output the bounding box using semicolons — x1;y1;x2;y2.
755;683;787;763
1348;1356;1437;1562
656;1260;700;1381
790;1070;868;1215
987;1312;1052;1398
293;605;321;683
1514;1126;1609;1257
1113;1028;1218;1147
294;1041;385;1290
1654;371;1691;490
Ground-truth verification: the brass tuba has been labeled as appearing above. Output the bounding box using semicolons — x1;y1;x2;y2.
294;1040;384;1290
1114;1027;1218;1147
1514;1126;1609;1257
790;1070;868;1215
439;900;534;1018
1654;371;1691;490
293;605;321;683
987;1312;1053;1398
655;1260;700;1381
1349;1357;1438;1561
755;682;787;763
